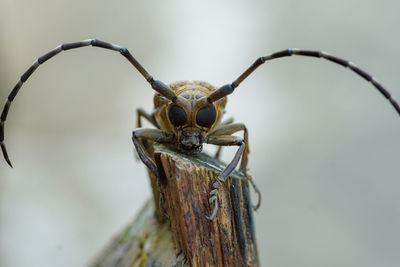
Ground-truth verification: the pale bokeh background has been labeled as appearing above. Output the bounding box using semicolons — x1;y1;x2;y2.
1;1;400;266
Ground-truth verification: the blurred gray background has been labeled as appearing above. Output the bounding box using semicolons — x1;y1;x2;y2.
1;0;399;266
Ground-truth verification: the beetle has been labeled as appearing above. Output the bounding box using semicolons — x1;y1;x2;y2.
1;39;399;220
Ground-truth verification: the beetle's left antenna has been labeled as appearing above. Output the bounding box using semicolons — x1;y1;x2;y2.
208;49;400;117
1;39;176;167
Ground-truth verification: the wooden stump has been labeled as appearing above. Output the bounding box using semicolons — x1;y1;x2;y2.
89;144;259;267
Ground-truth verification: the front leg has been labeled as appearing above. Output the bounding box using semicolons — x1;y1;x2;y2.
205;135;245;220
134;109;159;161
132;128;175;219
132;128;174;175
206;123;261;220
213;117;234;159
208;123;249;174
136;108;158;128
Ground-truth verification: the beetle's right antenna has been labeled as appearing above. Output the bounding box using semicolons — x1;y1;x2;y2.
208;49;400;117
1;39;176;167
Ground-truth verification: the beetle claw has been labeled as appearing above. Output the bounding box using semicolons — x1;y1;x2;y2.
210;189;218;196
206;195;218;221
213;181;220;188
206;178;225;220
208;195;217;203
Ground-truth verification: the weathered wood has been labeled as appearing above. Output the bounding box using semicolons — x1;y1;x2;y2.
89;199;186;267
89;144;258;267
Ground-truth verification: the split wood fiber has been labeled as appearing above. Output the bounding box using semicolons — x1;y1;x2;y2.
90;144;258;267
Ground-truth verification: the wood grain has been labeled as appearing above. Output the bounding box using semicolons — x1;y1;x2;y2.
90;144;258;267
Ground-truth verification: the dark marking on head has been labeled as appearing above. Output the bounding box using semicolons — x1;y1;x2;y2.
195;94;205;99
181;94;190;99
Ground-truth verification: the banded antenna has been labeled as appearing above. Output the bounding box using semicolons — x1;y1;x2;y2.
208;49;400;118
1;39;176;167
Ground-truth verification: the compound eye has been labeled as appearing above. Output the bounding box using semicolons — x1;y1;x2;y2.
168;105;187;127
196;105;217;128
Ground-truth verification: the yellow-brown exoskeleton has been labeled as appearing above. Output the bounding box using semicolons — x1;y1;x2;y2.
2;39;400;220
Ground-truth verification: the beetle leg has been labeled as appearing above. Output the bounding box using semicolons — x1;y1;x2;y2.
132;129;174;219
214;147;223;160
136;108;158;128
208;124;261;213
134;109;159;161
213;117;234;159
132;128;174;175
208;123;249;174
205;135;245;220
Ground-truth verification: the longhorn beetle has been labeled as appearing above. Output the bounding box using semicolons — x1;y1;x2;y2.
1;39;400;221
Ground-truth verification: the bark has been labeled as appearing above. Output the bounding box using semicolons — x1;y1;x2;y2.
89;143;258;267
